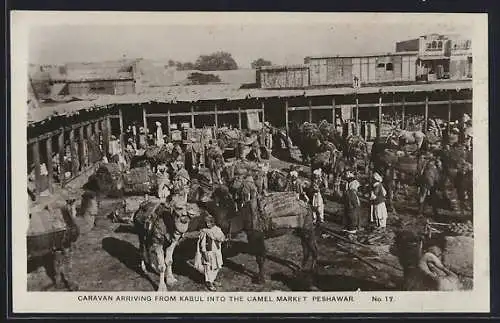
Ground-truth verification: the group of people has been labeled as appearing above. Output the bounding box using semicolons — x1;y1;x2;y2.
281;165;390;233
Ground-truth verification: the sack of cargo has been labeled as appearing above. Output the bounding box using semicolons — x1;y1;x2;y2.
144;146;162;159
260;192;305;218
93;163;124;196
27;205;71;258
123;167;156;195
171;130;182;142
442;235;473;278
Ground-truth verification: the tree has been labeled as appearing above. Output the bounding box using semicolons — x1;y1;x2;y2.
187;72;221;85
194;51;238;71
251;58;272;69
168;59;176;67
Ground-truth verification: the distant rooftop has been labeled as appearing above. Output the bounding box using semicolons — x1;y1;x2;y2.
305;51;419;60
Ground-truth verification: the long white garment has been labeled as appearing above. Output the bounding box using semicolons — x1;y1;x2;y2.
156;124;164;147
312;192;324;221
194;226;225;282
370;183;388;228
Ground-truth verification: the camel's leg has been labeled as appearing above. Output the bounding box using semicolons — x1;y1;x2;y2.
418;187;428;215
165;235;181;286
60;248;79;291
153;244;167;292
300;234;310;269
248;231;266;284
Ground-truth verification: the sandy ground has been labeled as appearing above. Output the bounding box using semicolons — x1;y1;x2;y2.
27;155;471;292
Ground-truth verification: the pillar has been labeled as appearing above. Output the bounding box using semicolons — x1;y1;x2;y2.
308;99;313;123
377;96;382;138
45;136;54;193
401;96;406;130
58;128;65;185
191;105;195;128
332;97;336;125
424;95;429;134
32;141;41;195
79;126;85;170
285;99;289;135
142;106;147;131
238;107;242;130
355;97;359;135
447;92;452;135
214;103;219;129
119;107;125;153
69;128;77;177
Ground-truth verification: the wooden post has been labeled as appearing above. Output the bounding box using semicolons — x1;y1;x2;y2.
214;103;218;129
45;137;54;193
142;106;147;132
69;129;77;177
261;101;265;124
79;126;85;171
32;141;41;195
308;99;313;123
100;118;107;157
285;100;289;135
355;97;359;135
401;96;406;130
424;95;429;134
119;108;125;153
191;105;195;128
58;128;65;185
332;98;336;125
447;92;452;135
377;96;382;138
86;123;93;165
167;108;171;137
238;107;242;130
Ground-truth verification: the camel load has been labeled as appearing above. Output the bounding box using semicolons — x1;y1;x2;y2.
85;163;158;197
27;199;80;290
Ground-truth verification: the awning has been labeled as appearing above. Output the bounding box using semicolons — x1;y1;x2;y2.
418;55;449;60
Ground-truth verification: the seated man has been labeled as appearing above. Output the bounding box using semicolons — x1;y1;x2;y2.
418;246;460;291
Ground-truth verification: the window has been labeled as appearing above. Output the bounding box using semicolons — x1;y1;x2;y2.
426;43;431;50
438;41;443;49
431;41;437;49
377;63;385;69
386;63;393;71
454;44;458;49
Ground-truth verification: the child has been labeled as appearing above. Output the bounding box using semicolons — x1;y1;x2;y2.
370;172;388;229
156;164;172;203
195;214;226;291
311;183;325;224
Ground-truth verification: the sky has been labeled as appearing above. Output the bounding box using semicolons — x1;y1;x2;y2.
29;20;473;68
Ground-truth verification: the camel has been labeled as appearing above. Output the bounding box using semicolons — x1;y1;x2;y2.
27;198;80;290
206;187;318;284
133;198;201;291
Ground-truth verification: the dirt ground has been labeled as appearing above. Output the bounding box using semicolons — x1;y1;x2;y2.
27;155;471;292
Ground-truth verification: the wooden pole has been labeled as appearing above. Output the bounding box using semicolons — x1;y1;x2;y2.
285;99;289;135
191;105;195;128
45;137;54;193
332;97;336;125
355;97;359;135
79;126;85;171
424;95;429;134
447;92;452;135
167;108;171;137
261;101;265;124
100;118;107;157
377;95;382;138
308;99;313;123
238;107;242;130
119;107;125;153
214;103;218;129
142;106;147;132
58;128;65;185
32;141;41;195
69;129;77;177
401;96;406;130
